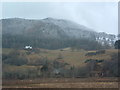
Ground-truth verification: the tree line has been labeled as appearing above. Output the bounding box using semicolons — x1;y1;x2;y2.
3;34;110;50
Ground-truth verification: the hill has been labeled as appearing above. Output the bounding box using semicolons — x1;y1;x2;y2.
1;18;117;50
2;48;118;79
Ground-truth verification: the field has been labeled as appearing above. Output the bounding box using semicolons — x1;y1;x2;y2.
2;78;119;88
2;48;118;67
2;48;119;88
2;48;117;75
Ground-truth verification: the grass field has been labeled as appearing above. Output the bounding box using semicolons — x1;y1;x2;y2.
2;78;119;88
2;48;119;88
2;48;118;67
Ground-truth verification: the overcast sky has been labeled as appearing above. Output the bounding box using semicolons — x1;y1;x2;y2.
1;2;118;35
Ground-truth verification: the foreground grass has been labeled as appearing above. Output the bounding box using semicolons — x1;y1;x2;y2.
2;78;119;88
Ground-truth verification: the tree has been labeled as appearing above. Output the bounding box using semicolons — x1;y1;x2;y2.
114;40;120;49
3;50;28;66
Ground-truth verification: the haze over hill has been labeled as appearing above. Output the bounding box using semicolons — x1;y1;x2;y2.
2;2;117;35
2;18;117;49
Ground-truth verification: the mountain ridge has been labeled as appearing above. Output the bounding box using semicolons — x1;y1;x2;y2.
1;17;117;49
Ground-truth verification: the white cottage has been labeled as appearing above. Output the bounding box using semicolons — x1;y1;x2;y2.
24;46;32;50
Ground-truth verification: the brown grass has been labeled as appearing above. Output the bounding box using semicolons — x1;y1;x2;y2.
2;78;119;88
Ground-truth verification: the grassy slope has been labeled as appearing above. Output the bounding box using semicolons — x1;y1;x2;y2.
2;48;119;88
2;48;118;71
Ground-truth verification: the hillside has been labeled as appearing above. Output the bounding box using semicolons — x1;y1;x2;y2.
2;48;117;65
2;18;116;39
2;48;118;66
2;18;117;49
2;48;118;79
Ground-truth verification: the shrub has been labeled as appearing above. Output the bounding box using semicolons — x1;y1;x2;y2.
3;50;28;66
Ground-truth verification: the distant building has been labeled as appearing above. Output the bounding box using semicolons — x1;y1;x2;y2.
24;46;32;50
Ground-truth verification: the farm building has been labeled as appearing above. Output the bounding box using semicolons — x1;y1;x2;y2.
24;46;32;50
